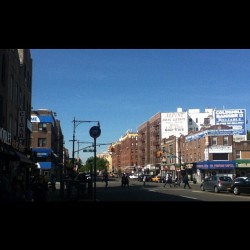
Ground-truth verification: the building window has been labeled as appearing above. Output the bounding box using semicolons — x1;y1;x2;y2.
38;138;46;147
236;150;240;159
196;118;198;123
39;123;47;131
211;137;217;145
188;118;192;125
223;136;228;145
204;118;210;125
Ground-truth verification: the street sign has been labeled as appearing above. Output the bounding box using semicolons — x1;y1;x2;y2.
167;155;176;158
83;149;94;152
89;126;101;139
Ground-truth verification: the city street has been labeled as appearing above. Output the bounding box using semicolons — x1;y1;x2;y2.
48;178;250;202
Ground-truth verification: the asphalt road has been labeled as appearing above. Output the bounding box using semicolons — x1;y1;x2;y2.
48;178;250;202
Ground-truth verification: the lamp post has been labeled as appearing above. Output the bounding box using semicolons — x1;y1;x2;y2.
71;117;100;173
89;124;101;201
177;136;182;181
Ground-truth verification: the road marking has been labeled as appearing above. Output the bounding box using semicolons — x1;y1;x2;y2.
180;195;198;200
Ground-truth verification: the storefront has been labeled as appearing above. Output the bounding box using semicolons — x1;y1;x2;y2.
0;142;16;176
235;159;250;177
1;141;37;191
196;161;235;182
182;163;197;182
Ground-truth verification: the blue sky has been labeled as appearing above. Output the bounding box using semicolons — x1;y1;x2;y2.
31;49;250;163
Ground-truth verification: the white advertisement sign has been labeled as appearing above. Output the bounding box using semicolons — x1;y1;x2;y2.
209;145;232;153
161;112;188;139
31;115;40;123
215;109;246;136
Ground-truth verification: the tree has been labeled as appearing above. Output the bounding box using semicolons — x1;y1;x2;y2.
85;156;109;172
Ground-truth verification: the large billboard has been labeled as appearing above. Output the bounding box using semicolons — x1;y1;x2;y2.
214;109;246;136
161;112;188;139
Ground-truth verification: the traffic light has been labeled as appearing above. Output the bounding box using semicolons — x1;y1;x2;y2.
109;145;115;153
156;150;162;157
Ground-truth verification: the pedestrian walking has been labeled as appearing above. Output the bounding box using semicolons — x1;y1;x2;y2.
121;173;126;187
103;172;109;188
50;174;57;192
183;174;191;189
31;175;48;202
143;175;146;187
124;174;130;188
173;177;180;187
164;173;172;187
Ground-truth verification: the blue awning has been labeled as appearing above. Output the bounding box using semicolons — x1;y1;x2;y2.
196;161;235;170
37;162;53;169
32;148;52;157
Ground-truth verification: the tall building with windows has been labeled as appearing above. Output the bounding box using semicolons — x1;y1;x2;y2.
110;131;138;174
31;109;64;178
137;107;247;176
0;49;33;187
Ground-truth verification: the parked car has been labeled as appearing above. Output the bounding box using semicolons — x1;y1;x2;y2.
75;173;91;181
200;175;233;193
227;176;250;195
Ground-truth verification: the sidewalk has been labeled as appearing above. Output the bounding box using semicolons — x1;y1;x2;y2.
47;187;64;202
47;182;93;202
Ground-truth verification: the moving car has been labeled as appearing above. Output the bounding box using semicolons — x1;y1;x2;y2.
129;174;139;179
138;174;152;182
228;176;250;195
200;175;233;193
151;175;161;182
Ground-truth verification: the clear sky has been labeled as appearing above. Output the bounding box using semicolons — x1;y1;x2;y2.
31;49;250;163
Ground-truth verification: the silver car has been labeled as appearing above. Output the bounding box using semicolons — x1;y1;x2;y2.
200;175;233;193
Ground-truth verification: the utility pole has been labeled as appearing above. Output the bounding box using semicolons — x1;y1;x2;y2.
89;124;101;201
71;117;99;173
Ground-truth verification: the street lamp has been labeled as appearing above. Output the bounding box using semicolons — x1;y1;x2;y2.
89;125;101;201
70;117;100;173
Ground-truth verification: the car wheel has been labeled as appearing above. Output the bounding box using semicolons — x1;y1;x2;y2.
214;186;219;193
233;186;240;195
200;185;205;191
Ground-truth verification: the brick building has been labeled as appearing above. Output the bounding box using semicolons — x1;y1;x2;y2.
111;131;138;174
138;112;161;175
0;49;34;188
31;109;64;179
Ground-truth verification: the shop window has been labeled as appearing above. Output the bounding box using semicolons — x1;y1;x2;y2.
213;153;228;160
